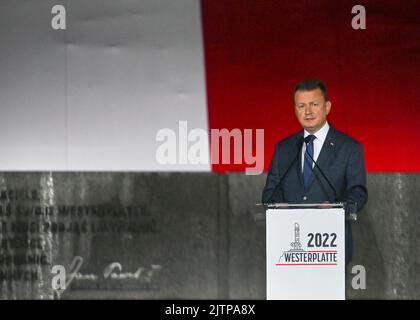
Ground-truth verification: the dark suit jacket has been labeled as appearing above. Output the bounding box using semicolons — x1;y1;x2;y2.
262;125;368;263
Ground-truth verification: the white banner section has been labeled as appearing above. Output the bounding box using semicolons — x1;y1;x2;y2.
0;0;209;171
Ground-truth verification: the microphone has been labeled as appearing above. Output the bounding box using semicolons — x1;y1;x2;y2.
268;137;304;203
303;136;339;202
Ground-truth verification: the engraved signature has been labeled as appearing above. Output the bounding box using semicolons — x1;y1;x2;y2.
53;256;162;299
73;260;162;281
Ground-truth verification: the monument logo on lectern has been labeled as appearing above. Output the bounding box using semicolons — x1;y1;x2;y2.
276;223;338;266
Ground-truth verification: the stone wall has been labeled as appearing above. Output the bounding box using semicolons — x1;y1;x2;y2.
0;172;418;299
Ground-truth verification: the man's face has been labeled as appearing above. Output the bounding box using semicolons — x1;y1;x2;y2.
294;89;331;134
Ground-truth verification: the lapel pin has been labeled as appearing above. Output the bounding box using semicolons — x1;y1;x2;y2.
330;142;334;146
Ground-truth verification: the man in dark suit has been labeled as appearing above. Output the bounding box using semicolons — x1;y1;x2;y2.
262;79;368;264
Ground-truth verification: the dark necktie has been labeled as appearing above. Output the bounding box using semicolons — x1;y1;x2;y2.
303;135;316;188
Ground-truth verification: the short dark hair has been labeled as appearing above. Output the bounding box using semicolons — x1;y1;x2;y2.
293;79;329;102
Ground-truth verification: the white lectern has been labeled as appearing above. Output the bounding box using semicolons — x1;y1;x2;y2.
265;203;345;300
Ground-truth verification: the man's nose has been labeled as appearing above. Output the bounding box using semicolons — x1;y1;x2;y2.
304;106;313;114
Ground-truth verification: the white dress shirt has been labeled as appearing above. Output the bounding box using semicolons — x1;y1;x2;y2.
301;121;330;171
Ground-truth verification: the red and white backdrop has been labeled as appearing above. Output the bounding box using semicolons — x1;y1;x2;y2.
1;0;419;173
0;0;419;300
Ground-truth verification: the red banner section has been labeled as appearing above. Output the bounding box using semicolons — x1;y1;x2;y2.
202;0;420;172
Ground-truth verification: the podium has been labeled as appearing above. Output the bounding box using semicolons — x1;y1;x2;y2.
264;203;346;300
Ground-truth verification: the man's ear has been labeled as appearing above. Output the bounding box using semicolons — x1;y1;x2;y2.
326;101;332;115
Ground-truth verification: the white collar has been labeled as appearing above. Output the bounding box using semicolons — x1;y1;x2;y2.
304;121;330;142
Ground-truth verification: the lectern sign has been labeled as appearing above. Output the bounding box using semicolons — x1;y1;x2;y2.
266;207;345;300
277;223;338;266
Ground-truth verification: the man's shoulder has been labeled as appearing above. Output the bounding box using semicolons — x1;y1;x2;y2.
331;127;363;149
274;126;363;149
275;130;302;148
